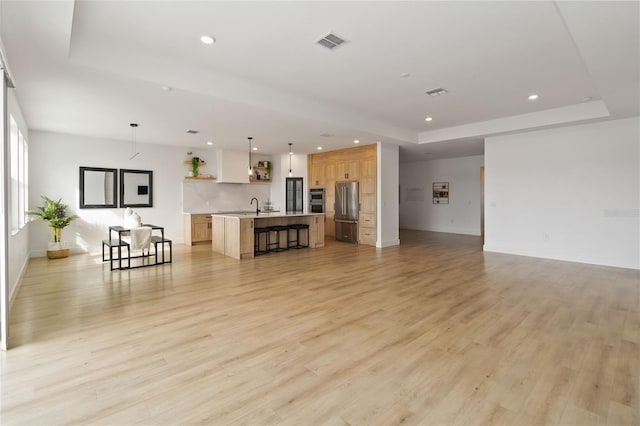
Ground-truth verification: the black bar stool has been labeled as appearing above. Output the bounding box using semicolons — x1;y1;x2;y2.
288;224;310;249
267;225;289;252
254;227;270;255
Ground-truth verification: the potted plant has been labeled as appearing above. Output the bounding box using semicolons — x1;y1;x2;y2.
27;196;77;259
265;161;272;179
191;157;200;177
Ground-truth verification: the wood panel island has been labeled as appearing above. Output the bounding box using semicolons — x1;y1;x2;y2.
211;212;325;259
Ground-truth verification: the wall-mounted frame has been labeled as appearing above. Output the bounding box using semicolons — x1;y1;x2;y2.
433;182;449;204
120;169;153;208
79;166;118;209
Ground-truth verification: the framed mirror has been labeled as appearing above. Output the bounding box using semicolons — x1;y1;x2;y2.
120;169;153;208
79;166;118;209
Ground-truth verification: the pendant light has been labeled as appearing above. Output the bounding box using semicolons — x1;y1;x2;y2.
288;143;293;177
248;137;253;176
129;123;140;160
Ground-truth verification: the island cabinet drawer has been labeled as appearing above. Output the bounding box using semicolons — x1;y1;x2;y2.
359;213;376;228
192;214;212;224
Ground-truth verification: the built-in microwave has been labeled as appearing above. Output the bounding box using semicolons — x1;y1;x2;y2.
309;188;325;213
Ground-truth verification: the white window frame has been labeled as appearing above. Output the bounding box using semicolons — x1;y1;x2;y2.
9;114;27;234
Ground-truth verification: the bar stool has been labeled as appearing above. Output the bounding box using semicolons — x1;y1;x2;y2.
267;225;289;252
254;227;270;255
288;224;310;249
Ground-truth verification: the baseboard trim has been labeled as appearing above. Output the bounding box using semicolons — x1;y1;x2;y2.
376;239;400;248
483;244;640;270
9;255;29;311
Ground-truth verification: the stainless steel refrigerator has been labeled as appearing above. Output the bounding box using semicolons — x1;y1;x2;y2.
335;181;359;243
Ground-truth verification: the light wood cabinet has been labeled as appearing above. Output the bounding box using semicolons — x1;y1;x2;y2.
360;177;376;195
212;216;225;253
360;193;376;213
359;226;376;245
313;215;325;246
337;160;359;180
309;144;377;246
359;213;376;228
310;164;323;188
357;154;376;246
325;163;336;182
184;213;213;245
325;212;335;238
240;219;254;256
360;158;376;179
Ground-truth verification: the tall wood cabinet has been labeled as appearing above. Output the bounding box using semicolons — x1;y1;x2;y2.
308;144;377;246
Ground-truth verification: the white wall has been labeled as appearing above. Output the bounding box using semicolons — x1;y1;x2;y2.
269;153;308;213
29;131;189;255
29;131;291;255
7;89;29;306
484;117;639;270
377;142;400;247
183;181;271;213
399;155;484;236
182;151;273;213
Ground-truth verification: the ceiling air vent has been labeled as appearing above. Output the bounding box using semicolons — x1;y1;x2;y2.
425;87;448;96
317;33;347;50
186;129;200;134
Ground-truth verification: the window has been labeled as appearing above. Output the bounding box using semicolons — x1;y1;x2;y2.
9;115;28;233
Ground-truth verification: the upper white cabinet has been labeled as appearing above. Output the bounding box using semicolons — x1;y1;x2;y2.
216;150;250;184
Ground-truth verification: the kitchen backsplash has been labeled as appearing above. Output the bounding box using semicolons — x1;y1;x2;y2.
182;180;272;213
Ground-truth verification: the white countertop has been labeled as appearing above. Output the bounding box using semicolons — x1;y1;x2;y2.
212;212;323;219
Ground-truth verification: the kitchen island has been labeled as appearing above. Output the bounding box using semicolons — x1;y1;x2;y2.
211;212;325;259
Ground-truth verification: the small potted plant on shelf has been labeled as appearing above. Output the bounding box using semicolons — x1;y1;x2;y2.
191;157;200;178
27;196;77;259
265;161;271;180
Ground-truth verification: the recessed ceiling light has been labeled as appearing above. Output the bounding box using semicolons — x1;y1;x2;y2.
317;146;323;150
160;86;172;91
400;72;411;78
425;117;433;122
206;141;213;145
252;147;258;151
582;96;593;102
528;94;539;101
354;139;360;144
201;35;215;45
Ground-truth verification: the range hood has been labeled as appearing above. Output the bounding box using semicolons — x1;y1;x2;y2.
216;149;250;184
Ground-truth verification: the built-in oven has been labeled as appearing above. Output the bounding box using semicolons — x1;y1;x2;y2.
309;188;325;214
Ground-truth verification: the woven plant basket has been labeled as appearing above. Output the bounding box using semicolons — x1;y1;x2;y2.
47;248;70;259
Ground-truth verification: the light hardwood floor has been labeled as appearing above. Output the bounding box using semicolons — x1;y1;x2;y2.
2;231;638;425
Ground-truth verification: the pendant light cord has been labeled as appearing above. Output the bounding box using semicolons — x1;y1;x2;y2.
129;123;139;160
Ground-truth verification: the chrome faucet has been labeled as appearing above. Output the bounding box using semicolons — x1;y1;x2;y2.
250;197;260;216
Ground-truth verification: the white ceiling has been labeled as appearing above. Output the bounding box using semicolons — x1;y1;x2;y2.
0;1;638;161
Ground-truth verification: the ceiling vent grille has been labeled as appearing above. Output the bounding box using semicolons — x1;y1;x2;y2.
425;87;448;96
186;129;200;134
317;33;347;50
